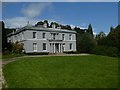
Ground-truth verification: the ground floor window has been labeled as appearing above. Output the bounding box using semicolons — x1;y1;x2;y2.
70;43;72;50
43;43;46;50
33;43;37;51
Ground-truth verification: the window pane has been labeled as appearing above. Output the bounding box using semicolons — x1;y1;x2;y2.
33;32;36;38
43;33;45;38
33;43;37;51
43;43;46;50
62;34;64;40
69;34;72;40
70;43;72;50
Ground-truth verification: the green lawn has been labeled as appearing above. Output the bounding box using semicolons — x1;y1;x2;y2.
2;53;24;59
3;55;118;88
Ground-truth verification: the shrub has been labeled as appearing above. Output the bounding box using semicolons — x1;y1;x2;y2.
63;51;77;54
92;45;118;57
12;42;24;54
3;50;11;55
27;52;49;55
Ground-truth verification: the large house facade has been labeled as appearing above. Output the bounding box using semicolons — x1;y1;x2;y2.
7;23;76;53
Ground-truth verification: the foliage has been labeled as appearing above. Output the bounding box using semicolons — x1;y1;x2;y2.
87;24;94;37
12;42;24;54
92;46;119;57
2;21;7;52
27;52;49;55
76;32;97;53
2;53;24;59
3;55;118;88
107;25;120;51
35;21;44;26
63;51;77;54
95;31;106;41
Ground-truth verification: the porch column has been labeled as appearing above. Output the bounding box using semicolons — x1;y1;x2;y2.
61;44;62;53
49;43;51;52
59;43;60;53
54;43;55;53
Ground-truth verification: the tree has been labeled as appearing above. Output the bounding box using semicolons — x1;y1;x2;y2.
77;33;97;53
95;31;106;41
110;26;114;32
44;20;49;27
50;22;59;28
12;42;24;54
2;21;7;52
87;24;94;37
107;25;120;52
35;21;44;26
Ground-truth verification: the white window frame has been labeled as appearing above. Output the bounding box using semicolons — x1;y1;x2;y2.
69;34;72;40
33;32;37;39
43;43;47;51
42;33;46;39
62;34;64;40
70;43;72;50
22;32;24;40
33;43;37;52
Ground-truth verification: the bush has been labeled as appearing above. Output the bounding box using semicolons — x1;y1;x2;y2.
12;42;24;54
27;52;49;55
92;45;119;57
63;51;77;54
3;50;11;55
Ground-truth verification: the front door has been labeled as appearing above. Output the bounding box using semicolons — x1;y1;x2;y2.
55;44;59;53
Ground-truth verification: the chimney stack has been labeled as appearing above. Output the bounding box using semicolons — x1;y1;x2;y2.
52;23;56;29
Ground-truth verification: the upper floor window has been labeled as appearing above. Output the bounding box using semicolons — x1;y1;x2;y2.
69;34;72;40
62;34;64;40
15;35;18;41
70;43;72;50
43;33;46;38
43;43;46;50
53;33;56;40
33;32;37;39
18;34;20;41
22;32;24;40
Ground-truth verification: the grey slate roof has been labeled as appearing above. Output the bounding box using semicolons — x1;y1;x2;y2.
7;25;76;37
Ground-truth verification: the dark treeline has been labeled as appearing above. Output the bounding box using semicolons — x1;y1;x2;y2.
1;20;120;57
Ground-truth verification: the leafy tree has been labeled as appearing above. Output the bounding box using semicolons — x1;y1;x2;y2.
95;31;106;41
107;25;120;52
12;42;24;54
93;45;118;57
2;21;7;52
77;33;97;53
35;21;44;26
50;22;59;28
87;24;94;37
110;26;114;32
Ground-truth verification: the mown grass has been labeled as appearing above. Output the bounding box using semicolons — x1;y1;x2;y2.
2;53;24;59
3;55;118;88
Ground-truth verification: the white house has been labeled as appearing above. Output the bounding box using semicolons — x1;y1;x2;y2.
7;23;76;53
